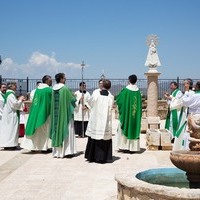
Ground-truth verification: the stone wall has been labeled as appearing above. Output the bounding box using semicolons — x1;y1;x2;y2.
142;99;168;120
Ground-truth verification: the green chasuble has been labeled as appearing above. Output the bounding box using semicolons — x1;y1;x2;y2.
165;88;181;136
116;88;142;140
4;90;15;103
50;85;76;147
25;87;52;136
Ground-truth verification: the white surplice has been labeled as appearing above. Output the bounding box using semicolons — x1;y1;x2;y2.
182;91;200;150
74;90;91;121
170;90;195;151
20;84;51;151
52;119;76;158
85;92;114;140
20;117;51;151
0;90;23;147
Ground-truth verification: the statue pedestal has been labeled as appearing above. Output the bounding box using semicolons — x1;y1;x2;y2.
145;72;160;129
146;128;172;150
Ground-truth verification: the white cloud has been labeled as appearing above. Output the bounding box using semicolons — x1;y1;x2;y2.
29;52;52;66
1;51;84;79
3;58;14;66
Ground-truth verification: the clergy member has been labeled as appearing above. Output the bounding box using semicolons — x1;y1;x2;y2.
116;74;142;152
170;78;195;151
0;82;25;150
0;83;7;120
181;80;200;149
21;75;52;152
50;73;77;158
85;79;114;163
74;82;91;137
164;81;183;142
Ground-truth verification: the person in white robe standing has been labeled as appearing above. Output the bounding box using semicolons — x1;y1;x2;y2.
170;78;195;151
74;82;91;137
0;82;25;150
0;83;7;120
29;81;41;101
181;80;200;149
85;79;114;163
92;79;104;96
164;81;183;142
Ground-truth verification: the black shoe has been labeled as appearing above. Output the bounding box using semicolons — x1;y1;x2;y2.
171;138;175;143
4;146;19;150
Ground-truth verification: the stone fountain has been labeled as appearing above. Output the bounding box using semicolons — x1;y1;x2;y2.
170;114;200;188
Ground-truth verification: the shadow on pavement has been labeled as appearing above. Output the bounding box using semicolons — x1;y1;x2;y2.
117;148;146;154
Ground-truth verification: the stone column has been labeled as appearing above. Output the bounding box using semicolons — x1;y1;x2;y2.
145;72;160;129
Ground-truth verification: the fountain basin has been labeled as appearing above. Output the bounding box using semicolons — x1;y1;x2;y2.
170;151;200;188
136;168;188;188
115;168;200;200
170;151;200;174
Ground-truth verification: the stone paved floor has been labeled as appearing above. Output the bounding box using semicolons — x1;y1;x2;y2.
0;114;174;200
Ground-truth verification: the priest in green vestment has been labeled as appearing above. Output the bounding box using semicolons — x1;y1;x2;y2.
50;73;77;158
21;75;52;151
164;81;183;142
170;79;194;150
116;74;142;152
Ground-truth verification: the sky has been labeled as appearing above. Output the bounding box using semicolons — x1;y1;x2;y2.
0;0;200;80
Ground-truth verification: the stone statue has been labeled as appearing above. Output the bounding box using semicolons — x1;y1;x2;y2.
187;114;200;151
145;34;161;72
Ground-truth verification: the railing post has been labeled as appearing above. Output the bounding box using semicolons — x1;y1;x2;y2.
26;76;29;93
177;76;179;87
19;85;22;96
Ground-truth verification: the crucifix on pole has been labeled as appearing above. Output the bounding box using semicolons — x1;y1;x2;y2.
81;61;85;138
